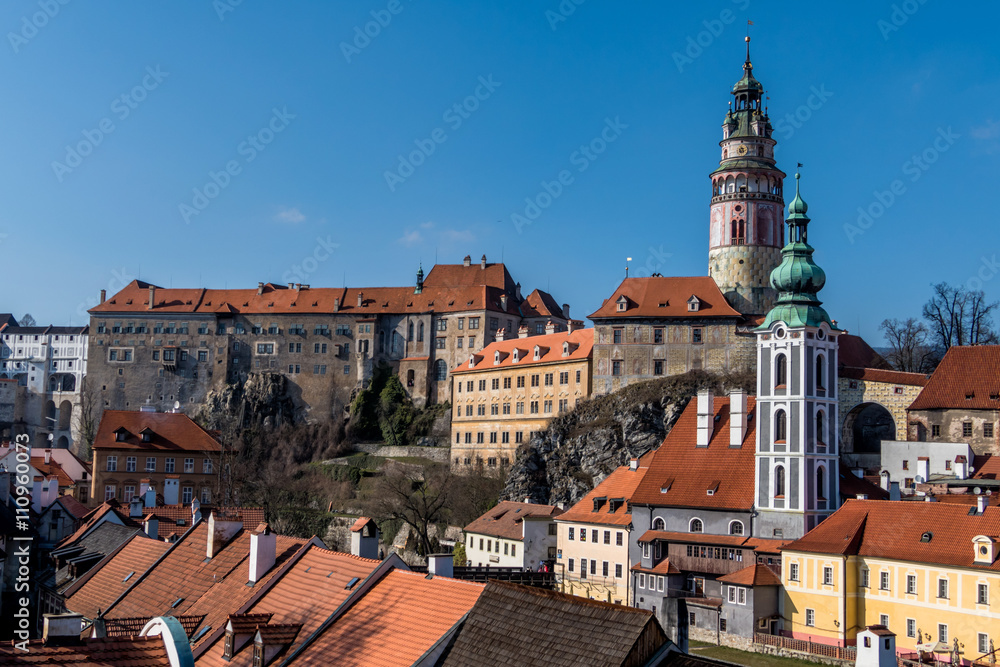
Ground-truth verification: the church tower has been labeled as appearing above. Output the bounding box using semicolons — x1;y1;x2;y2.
754;172;841;540
708;37;785;317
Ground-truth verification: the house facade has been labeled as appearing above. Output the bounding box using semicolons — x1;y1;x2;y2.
463;500;562;569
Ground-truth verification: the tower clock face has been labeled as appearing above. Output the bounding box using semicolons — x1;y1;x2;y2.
737;144;748;156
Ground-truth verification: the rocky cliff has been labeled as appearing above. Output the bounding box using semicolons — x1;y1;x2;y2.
501;371;751;507
200;372;296;429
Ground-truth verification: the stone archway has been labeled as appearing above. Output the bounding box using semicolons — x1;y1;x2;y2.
58;400;72;430
842;402;895;466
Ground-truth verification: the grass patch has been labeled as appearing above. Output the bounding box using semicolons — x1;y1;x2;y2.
687;642;827;667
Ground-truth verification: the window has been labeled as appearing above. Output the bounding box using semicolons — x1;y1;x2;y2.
805;609;815;627
603;530;611;545
105;484;116;501
612;360;622;376
106;455;118;472
880;571;890;591
198;350;208;362
774;465;786;497
613;328;622;344
775;410;787;443
879;614;889;627
980;633;990;655
576;370;581;383
581;558;588;579
203;459;213;474
729;521;744;536
568;527;574;540
938;624;948;643
145;457;156;472
861;568;869;588
980;583;989;605
930;424;940;437
165;457;175;473
816;466;826;500
468;318;479;330
616;531;623;546
688;611;695;625
692;327;703;344
182;486;193;504
568;558;574;572
790;563;799;581
126;456;136;472
823;567;833;585
938;578;949;599
906;618;916;638
184;458;194;473
775;354;787;387
580;528;587;543
256;343;274;354
641;542;649;559
653;328;664;344
964;422;973;438
603;561;609;577
615;563;622;578
653;360;664;375
816;411;825;444
906;574;916;594
689;518;703;533
435;337;446;349
987;423;995;438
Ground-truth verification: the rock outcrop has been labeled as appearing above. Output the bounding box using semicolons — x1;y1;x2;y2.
501;371;750;507
201;372;296;429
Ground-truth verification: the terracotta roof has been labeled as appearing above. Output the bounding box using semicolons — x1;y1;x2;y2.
194;546;381;667
839;366;928;387
557;456;652;527
908;346;1000;411
782;499;1000;571
422;261;516;293
632;396;757;510
31;458;74;487
464;501;564;540
916;493;1000;506
0;636;171;666
103;614;204;638
255;623;301;644
290;568;484;667
440;580;666;667
226;613;274;634
93;410;221;452
451;328;593;374
141;505;264;540
973;454;1000;480
56;494;91;519
349;516;376;533
631;559;681;575
57;502;139;549
838;334;891;369
588;277;742;320
838;462;890;501
717;563;782;587
520;289;565;319
65;534;170;620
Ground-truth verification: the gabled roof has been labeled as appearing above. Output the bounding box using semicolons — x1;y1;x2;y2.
0;636;171;666
908;345;1000;411
57;502;139;548
631;559;681;575
65;533;170;620
557;454;652;527
520;289;565;319
717;563;782;587
30;457;75;487
632;396;757;510
422;260;516;293
588;277;742;320
451;328;593;374
464;501;564;541
782;499;1000;571
440;580;667;667
93;410;221;452
54;494;91;519
141;505;264;540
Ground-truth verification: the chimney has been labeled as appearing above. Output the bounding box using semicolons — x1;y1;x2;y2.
545;320;556;335
144;515;159;540
856;494;868;500
696;389;715;447
515;282;522;299
139;479;150;500
44;449;51;464
729;389;747;447
629;458;639;471
43;613;84;646
889;482;900;501
334;297;340;312
955;456;968;480
463;255;472;267
879;471;890;490
295;283;302;292
357;292;364;308
206;511;243;559
978;495;988;514
500;294;508;311
480;254;487;269
148;286;156;310
287;283;294;289
257;282;264;295
192;497;202;523
523;496;533;504
163;478;178;505
562;303;570;319
144;484;156;508
427;553;453;578
852;467;865;478
249;523;277;584
100;289;107;304
518;325;529;339
130;497;143;519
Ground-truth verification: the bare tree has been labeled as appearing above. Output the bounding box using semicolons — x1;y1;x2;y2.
19;313;36;327
879;318;938;373
362;462;454;556
922;282;999;351
74;378;102;461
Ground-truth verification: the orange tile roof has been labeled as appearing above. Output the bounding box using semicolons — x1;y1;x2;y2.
55;494;91;519
588;277;742;320
973;454;1000;480
93;410;221;452
65;534;170;620
290;569;484;667
30;458;74;487
57;502;139;548
422;261;515;292
464;501;564;540
839;366;928;387
142;505;264;539
908;345;1000;411
631;559;681;575
782;499;1000;571
838;334;891;370
632;396;757;510
451;328;593;374
520;289;564;319
349;516;376;533
194;546;381;667
0;636;171;666
556;455;652;526
717;563;782;586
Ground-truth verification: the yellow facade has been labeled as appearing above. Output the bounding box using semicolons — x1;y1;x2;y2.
556;521;631;605
784;550;1000;658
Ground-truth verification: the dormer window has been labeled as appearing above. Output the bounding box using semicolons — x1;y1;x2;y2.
533;346;541;361
974;536;996;564
616;296;628;312
140;428;153;443
252;642;263;667
687;295;701;312
114;427;129;442
592;496;607;512
494;351;501;365
562;342;569;357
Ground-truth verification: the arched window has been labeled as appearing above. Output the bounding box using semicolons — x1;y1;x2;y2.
689;518;703;533
775;410;787;443
775;354;787;388
418;322;424;342
816;410;825;445
774;465;786;498
434;359;448;381
407;322;414;342
652;517;665;531
729;521;744;536
816;466;826;501
816;354;825;390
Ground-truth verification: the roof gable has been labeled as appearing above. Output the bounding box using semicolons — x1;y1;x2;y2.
588;277;742;320
909;345;1000;411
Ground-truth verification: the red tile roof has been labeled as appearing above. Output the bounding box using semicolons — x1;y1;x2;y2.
422;261;515;293
31;458;75;487
588;277;742;320
838;462;890;501
839;366;928;387
973;454;1000;480
65;534;170;620
557;455;652;527
631;559;681;575
349;517;376;533
908;346;1000;411
452;328;593;374
290;569;484;667
464;501;564;540
782;499;1000;571
717;563;782;587
838;334;891;370
141;505;264;540
0;636;171;666
56;494;91;519
58;502;139;549
632;396;757;510
93;410;221;452
520;289;565;319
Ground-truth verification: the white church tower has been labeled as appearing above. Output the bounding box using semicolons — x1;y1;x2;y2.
754;172;841;540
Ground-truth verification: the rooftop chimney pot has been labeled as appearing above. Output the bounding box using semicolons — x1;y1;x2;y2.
148;286;156;310
100;289;107;304
696;389;715;447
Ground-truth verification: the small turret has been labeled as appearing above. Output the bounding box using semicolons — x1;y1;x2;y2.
415;264;424;294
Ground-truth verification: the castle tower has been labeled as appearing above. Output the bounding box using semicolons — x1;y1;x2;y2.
754;172;840;540
708;37;786;317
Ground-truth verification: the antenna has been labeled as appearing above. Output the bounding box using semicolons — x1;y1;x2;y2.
625;257;633;278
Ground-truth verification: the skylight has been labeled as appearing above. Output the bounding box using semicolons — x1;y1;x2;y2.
345;577;360;590
122;572;135;583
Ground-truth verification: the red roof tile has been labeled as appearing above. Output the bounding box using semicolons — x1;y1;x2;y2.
519;289;565;319
422;261;515;292
838;334;891;370
588;277;742;320
93;410;221;452
908;346;1000;411
0;636;171;666
717;563;782;586
56;494;91;519
557;456;652;527
65;534;170;620
631;559;681;575
839;366;928;387
30;458;75;487
464;501;564;540
452;328;593;374
973;454;1000;480
57;502;139;548
350;517;376;533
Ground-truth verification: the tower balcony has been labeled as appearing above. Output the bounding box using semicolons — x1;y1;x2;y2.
711;191;783;205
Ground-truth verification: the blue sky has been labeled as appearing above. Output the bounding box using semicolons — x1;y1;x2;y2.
1;1;998;344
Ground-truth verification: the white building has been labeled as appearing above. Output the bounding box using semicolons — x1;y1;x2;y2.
0;322;89;450
463;500;562;569
879;439;974;492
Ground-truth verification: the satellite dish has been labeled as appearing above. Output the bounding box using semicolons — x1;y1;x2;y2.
988;490;993;497
974;487;983;495
173;401;181;411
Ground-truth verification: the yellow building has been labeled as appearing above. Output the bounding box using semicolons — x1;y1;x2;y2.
450;327;593;469
555;455;650;605
781;498;1000;662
